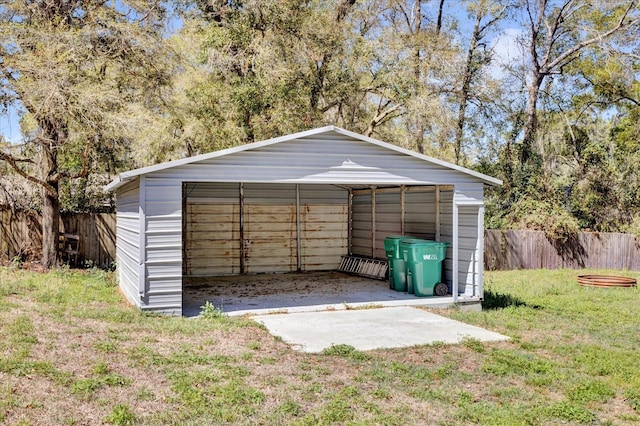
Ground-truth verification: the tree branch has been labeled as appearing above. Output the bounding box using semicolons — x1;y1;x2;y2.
546;1;639;72
51;139;92;181
364;103;402;137
0;150;57;195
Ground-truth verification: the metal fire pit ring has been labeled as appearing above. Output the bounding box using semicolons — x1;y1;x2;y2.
577;275;637;288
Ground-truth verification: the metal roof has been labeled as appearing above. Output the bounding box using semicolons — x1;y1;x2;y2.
106;126;502;191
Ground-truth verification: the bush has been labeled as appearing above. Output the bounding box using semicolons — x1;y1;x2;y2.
504;196;580;244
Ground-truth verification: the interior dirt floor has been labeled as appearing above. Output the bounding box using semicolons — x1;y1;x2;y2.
182;271;461;317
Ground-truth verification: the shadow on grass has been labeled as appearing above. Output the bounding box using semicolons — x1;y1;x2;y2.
482;288;541;310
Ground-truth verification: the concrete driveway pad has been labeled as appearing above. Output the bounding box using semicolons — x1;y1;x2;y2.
253;306;509;353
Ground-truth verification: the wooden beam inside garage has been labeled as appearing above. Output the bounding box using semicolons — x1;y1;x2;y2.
239;183;245;274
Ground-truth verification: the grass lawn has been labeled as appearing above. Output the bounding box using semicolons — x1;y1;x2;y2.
0;267;639;425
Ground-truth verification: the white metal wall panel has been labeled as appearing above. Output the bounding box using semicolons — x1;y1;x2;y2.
439;189;455;291
374;191;401;259
440;188;482;297
352;186;441;260
141;177;183;314
454;182;485;203
115;179;141;307
457;206;481;297
299;185;348;270
151;132;489;187
185;181;239;201
351;192;372;257
404;188;437;240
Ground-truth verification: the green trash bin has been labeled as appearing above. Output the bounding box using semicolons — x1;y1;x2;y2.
401;240;449;296
384;235;409;291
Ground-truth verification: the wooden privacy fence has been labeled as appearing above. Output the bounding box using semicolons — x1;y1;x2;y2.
0;209;116;269
2;210;640;271
485;229;640;271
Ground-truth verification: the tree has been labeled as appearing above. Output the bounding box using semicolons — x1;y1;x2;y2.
0;0;171;268
454;0;506;165
518;0;640;165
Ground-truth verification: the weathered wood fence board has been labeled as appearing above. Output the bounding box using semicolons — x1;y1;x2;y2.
485;229;640;271
62;213;116;268
3;210;640;271
1;209;116;268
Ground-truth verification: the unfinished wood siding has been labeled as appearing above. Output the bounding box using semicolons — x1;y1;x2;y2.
185;182;239;276
186;202;240;275
299;185;349;270
184;183;348;275
115;179;141;307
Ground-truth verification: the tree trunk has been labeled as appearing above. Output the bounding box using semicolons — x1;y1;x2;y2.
41;182;60;269
40;141;60;269
454;10;481;165
522;71;543;164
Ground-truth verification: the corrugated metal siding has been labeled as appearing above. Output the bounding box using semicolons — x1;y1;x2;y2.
141;177;183;314
439;189;455;291
457;206;481;297
440;189;482;297
454;182;485;203
374;191;401;259
152;132;486;187
351;191;372;257
115;179;141;307
404;187;437;240
115;131;493;315
351;186;441;260
299;185;348;270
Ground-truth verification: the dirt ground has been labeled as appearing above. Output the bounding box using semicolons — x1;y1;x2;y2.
182;271;455;317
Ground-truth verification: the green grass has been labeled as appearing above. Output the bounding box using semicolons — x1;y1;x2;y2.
0;266;639;424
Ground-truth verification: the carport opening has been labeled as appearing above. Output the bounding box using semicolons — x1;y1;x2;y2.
181;182;452;316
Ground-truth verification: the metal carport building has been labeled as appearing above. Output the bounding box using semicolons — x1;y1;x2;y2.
106;126;501;316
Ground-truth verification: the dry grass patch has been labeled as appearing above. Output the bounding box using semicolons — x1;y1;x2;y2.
1;266;639;425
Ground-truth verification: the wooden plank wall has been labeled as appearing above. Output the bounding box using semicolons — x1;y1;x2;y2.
0;209;116;268
485;229;640;271
300;204;348;270
185;203;240;276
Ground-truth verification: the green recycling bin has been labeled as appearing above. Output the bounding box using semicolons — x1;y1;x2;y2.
400;240;449;296
384;235;409;291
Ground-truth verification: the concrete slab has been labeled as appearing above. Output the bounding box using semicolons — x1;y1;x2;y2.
183;272;481;317
252;306;509;353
